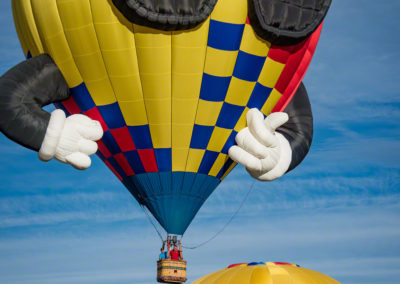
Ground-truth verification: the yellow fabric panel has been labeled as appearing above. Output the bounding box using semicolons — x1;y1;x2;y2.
204;48;238;77
228;267;256;284
56;0;116;105
90;0;144;102
278;266;317;284
195;100;223;126
194;268;234;284
239;25;271;57
234;107;249;132
258;58;286;88
12;2;29;57
30;0;82;87
250;266;273;284
186;149;206;173
221;162;237;180
119;100;148;126
172;98;198;125
225;78;256;106
172;124;194;149
171;22;209;172
261;89;282;115
11;0;44;57
268;266;295;284
300;268;341;284
209;153;229;177
149;124;171;149
207;127;232;152
11;1;41;57
211;0;247;24
172;148;189;172
145;98;171;124
134;24;171;148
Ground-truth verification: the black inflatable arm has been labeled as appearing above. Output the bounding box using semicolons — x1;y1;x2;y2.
0;54;70;151
278;83;313;172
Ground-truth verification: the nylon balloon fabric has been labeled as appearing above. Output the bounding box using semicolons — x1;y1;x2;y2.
193;262;341;284
12;0;321;235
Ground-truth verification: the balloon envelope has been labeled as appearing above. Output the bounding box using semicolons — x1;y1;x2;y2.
12;0;321;234
193;262;341;284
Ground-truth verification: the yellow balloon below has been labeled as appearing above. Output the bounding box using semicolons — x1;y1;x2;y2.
193;262;340;284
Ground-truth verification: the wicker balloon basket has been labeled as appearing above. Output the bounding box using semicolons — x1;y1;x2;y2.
157;259;187;283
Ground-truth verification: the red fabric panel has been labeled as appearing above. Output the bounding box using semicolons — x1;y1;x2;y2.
83;107;109;132
61;97;81;115
104;160;123;181
114;153;135;176
137;149;158;172
273;23;323;112
97;140;112;159
227;263;247;269
110;127;136;152
273;262;294;266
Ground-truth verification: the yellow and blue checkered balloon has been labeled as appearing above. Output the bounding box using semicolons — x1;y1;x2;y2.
12;0;322;234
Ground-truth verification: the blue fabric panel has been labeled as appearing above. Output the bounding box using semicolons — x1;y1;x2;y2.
198;150;219;174
96;150;106;161
129;174;149;199
54;102;70;116
122;179;144;205
189;174;208;197
221;130;237;154
97;102;125;129
124;150;146;174
146;172;163;196
70;83;96;112
128;125;153;149
181;173;196;196
122;172;221;235
233;51;266;82
172;171;185;194
102;130;121;155
154;148;172;172
199;74;231;102
202;178;221;201
248;262;265;266
247;83;273;109
159;172;172;195
190;124;214;149
208;20;245;51
216;103;245;129
107;156;126;178
217;158;234;179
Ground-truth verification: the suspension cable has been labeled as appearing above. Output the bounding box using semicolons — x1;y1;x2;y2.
141;205;165;243
181;180;256;250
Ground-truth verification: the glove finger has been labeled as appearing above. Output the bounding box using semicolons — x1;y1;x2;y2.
235;128;269;159
78;139;98;155
77;121;104;141
65;152;91;170
247;108;278;147
265;112;289;131
228;145;262;172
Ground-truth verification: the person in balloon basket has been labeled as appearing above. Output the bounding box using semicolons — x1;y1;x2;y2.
159;242;168;260
167;240;183;261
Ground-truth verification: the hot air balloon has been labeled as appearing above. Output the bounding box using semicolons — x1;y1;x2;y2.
1;2;332;282
193;262;341;284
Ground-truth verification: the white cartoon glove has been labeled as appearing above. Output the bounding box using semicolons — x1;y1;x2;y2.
228;108;292;181
38;109;103;170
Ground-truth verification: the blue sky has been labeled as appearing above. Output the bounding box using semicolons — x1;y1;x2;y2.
0;1;399;284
